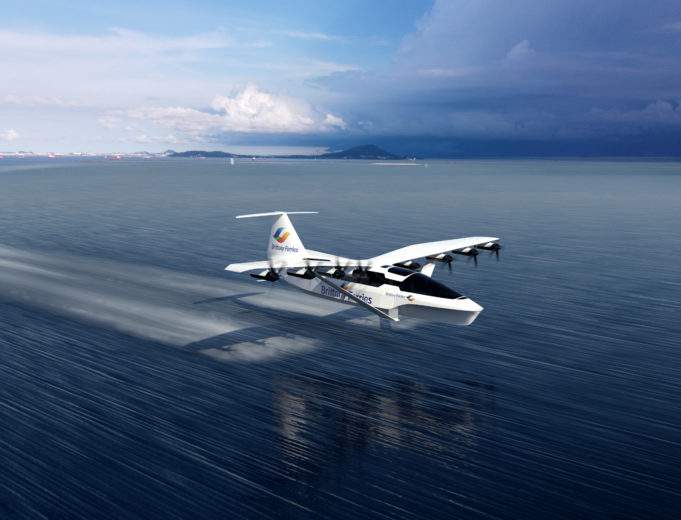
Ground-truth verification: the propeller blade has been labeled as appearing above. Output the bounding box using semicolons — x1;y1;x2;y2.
264;259;281;281
332;256;349;279
480;242;502;261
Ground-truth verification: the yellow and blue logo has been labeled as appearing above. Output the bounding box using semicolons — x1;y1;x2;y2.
273;227;290;244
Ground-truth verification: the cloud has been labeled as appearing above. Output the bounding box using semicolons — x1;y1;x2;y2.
0;129;19;142
5;3;681;153
1;94;83;108
116;84;346;139
0;27;241;56
322;113;347;129
592;100;681;125
98;114;123;129
660;21;681;32
0;27;267;113
210;85;317;132
0;27;352;95
0;25;359;150
416;67;477;78
313;0;681;145
506;40;535;61
280;30;343;42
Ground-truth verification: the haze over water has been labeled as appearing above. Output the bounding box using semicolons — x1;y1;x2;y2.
1;158;680;519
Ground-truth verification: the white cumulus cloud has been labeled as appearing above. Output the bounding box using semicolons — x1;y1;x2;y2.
323;113;347;129
0;129;19;142
210;85;316;132
116;84;346;139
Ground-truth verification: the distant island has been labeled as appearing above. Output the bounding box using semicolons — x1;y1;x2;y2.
316;145;403;160
167;150;238;158
168;144;405;160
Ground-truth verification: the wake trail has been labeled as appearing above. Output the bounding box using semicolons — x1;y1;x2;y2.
0;245;357;359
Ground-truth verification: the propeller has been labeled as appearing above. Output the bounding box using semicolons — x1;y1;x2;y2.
426;253;454;272
302;258;317;279
478;242;502;261
267;260;282;281
351;259;373;283
250;260;281;282
332;256;351;279
441;254;454;272
453;247;479;267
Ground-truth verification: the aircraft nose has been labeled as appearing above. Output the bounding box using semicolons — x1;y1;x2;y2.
461;298;483;313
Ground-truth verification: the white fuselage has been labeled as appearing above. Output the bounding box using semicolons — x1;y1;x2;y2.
282;267;483;326
226;212;499;325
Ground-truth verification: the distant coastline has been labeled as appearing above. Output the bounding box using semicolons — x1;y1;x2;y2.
167;144;406;160
4;146;681;162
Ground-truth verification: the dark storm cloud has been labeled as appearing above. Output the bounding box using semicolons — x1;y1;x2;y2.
310;0;681;154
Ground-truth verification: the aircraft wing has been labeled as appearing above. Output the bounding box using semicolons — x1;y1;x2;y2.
225;238;499;273
367;236;499;266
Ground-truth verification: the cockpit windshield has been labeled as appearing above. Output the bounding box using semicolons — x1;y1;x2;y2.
398;273;463;299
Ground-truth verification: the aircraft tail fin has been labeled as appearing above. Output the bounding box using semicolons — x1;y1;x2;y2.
235;211;316;263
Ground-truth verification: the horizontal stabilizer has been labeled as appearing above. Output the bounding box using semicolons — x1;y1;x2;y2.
225;261;271;273
236;211;318;219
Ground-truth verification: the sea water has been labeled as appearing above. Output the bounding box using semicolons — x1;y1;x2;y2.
1;158;680;519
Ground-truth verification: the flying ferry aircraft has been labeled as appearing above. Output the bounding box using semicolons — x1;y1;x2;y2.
225;212;502;325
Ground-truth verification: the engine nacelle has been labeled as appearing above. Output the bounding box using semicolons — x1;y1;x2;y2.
250;269;279;282
394;260;421;270
331;268;346;279
287;267;316;279
426;253;454;263
478;242;501;252
352;268;371;283
452;247;479;257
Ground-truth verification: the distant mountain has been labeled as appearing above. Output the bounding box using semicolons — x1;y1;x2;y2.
169;150;237;158
317;145;403;160
167;144;404;160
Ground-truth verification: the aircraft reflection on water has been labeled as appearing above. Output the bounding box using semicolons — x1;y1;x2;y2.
190;291;498;483
272;374;496;478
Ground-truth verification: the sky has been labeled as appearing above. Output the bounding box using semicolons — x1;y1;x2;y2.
2;0;681;156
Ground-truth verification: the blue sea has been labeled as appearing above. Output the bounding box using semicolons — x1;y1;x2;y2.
1;157;680;519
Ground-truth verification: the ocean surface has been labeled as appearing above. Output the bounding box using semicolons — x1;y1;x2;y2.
0;157;680;519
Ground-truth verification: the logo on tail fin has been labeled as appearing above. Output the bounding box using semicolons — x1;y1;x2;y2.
273;227;290;244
